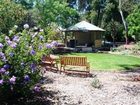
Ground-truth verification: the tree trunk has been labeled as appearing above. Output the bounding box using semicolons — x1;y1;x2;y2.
118;0;128;45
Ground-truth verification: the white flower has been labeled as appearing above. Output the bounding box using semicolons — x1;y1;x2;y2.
9;30;13;34
34;26;38;30
23;24;29;29
32;32;38;38
40;29;44;32
14;25;18;29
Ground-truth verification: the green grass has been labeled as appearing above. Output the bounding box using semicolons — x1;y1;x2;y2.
66;53;140;71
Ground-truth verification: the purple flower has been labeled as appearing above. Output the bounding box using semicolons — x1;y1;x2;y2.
30;49;36;55
0;79;3;85
34;86;41;92
5;71;9;75
10;42;17;48
9;76;16;84
7;40;12;45
0;43;4;48
0;52;5;58
9;52;14;57
3;64;10;70
51;41;58;47
39;35;43;40
30;63;36;72
24;75;30;81
0;68;6;74
38;45;42;50
0;52;6;62
46;43;52;49
13;36;20;42
2;57;7;62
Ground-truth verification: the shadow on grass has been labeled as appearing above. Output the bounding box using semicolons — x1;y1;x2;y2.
118;64;140;72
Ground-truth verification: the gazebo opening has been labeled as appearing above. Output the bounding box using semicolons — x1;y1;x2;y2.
64;21;105;52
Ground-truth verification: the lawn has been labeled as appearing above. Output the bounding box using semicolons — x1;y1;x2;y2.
66;53;140;71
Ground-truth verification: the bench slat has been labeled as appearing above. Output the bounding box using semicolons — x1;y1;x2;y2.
61;56;87;66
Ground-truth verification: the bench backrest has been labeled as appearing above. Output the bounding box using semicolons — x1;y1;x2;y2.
60;56;87;66
42;55;54;63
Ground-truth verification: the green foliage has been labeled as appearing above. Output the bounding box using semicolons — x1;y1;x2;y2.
91;77;102;89
132;41;140;55
0;25;53;101
80;0;139;42
36;0;79;28
44;23;62;40
0;0;27;34
127;5;140;41
13;0;34;9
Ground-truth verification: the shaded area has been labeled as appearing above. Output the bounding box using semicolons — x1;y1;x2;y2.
0;76;58;105
123;85;140;96
118;64;140;72
0;90;58;105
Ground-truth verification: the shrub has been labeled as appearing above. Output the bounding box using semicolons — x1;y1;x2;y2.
0;25;57;101
132;41;140;55
91;77;102;89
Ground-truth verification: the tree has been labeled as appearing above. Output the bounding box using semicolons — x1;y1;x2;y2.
118;0;129;44
127;5;140;41
0;0;27;34
36;0;79;28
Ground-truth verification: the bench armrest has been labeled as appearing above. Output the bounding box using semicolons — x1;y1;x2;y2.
86;62;90;71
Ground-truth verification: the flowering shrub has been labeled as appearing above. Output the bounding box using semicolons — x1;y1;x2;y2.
0;25;57;100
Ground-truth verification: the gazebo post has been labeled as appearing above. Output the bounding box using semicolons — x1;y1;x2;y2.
64;32;67;47
74;32;76;48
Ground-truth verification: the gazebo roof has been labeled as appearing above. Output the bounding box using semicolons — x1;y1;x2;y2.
66;21;105;32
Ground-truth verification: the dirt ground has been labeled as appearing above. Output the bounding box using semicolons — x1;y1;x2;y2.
42;70;140;105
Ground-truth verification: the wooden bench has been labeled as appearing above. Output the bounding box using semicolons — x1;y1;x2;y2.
60;56;90;76
41;55;59;72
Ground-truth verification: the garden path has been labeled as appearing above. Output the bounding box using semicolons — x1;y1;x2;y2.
43;70;140;105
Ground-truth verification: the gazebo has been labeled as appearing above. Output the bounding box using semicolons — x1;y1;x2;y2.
64;21;105;50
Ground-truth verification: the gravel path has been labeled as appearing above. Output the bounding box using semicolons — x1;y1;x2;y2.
42;71;140;105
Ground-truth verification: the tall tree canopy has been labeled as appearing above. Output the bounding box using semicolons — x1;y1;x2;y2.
127;4;140;41
0;0;27;34
36;0;79;28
